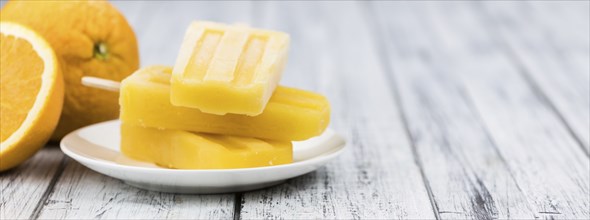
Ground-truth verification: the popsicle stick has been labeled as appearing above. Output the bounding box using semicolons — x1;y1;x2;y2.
81;76;121;92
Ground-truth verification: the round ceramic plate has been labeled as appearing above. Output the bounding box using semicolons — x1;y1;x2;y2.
60;120;346;194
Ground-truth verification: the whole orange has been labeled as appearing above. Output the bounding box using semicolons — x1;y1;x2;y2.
1;0;139;139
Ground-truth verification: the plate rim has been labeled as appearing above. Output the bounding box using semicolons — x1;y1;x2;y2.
60;120;347;174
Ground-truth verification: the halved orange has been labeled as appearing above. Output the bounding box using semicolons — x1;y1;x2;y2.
0;22;64;171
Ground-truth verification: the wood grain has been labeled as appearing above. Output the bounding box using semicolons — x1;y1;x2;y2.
35;161;234;219
239;2;435;219
479;1;590;153
0;147;64;220
454;3;590;218
371;1;589;218
371;2;535;219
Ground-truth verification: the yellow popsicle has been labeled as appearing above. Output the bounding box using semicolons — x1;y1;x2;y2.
120;65;330;141
172;21;290;116
121;123;292;169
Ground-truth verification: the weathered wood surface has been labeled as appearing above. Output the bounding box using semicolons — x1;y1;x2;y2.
370;2;589;219
480;1;590;154
1;1;588;219
0;147;64;220
36;161;235;219
371;2;533;219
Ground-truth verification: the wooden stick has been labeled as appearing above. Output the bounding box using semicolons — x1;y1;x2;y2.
81;76;120;92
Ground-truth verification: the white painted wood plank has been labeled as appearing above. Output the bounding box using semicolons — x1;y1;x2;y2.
405;2;589;218
371;2;535;219
36;161;234;219
240;2;435;219
480;1;590;152
0;147;64;220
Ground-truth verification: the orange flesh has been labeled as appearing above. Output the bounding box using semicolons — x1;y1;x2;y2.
0;34;44;142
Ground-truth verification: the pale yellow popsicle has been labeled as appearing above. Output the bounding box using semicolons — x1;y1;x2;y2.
121;123;292;169
172;21;290;116
120;66;330;141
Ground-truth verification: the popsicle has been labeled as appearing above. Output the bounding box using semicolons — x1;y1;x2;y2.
120;65;330;141
171;21;290;116
121;123;292;169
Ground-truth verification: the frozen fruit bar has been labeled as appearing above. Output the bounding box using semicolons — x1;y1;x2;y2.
121;123;292;169
120;66;330;141
171;21;290;116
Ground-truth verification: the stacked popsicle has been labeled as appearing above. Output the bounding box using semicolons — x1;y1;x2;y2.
119;21;330;169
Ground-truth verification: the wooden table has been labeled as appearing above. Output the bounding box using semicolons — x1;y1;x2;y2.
2;1;589;219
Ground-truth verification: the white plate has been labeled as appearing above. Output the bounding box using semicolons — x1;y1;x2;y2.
60;120;346;194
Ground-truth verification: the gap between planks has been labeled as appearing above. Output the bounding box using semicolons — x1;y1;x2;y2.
361;2;442;219
29;157;68;220
0;147;64;220
368;1;589;219
474;1;590;157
